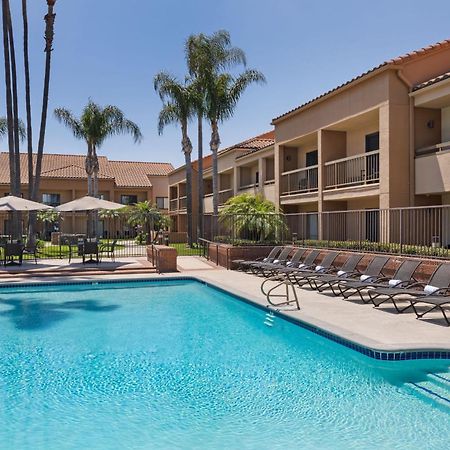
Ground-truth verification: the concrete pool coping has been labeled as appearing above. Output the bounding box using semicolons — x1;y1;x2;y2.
1;269;449;356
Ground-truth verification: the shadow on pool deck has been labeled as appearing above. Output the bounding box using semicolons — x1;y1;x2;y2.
0;298;119;331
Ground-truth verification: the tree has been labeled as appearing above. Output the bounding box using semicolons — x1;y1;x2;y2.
0;116;25;140
125;201;162;244
219;193;286;243
185;30;246;238
54;101;142;198
154;72;195;246
206;69;265;216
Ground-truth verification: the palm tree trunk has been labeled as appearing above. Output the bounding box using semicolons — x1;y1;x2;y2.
182;122;193;247
210;120;220;217
22;0;33;197
197;112;204;240
32;0;56;201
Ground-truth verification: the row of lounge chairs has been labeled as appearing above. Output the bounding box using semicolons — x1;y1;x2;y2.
233;247;450;325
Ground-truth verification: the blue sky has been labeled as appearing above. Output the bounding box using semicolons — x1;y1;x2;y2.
3;0;450;167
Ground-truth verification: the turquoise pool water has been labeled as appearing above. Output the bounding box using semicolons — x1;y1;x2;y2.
0;279;448;449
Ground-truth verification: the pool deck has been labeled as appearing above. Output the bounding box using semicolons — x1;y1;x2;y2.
1;256;449;353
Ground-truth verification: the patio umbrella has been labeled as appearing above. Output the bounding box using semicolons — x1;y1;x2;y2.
0;195;53;212
55;196;124;212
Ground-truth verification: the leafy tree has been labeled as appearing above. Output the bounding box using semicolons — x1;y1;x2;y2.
154;72;195;246
219;194;286;242
125;201;162;244
54;101;142;198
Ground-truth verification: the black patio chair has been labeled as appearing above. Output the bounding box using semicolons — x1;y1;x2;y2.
81;240;99;264
99;239;118;262
3;242;25;266
23;242;42;264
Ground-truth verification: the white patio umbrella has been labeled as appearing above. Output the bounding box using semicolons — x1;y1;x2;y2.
55;196;124;212
0;195;52;212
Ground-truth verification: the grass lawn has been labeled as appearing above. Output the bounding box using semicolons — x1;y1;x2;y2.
170;243;202;256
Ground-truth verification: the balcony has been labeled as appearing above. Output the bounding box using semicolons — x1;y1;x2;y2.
324;150;379;190
169;198;178;211
203;189;234;213
179;196;187;210
281;166;318;195
219;188;233;204
415;142;450;195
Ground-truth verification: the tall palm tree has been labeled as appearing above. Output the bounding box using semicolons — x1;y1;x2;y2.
32;0;57;201
0;116;25;139
154;72;195;246
22;0;33;196
185;30;246;238
206;69;266;216
54;101;142;198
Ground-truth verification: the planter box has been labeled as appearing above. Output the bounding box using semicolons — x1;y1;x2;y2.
147;245;178;273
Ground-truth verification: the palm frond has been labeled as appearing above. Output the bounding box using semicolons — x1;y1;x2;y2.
54;108;84;139
157;103;179;135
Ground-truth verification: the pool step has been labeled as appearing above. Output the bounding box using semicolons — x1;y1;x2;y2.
405;373;450;411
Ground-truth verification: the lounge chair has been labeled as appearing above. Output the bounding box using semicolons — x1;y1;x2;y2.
338;259;421;302
256;247;307;278
285;251;339;287
368;263;450;313
309;253;365;293
249;247;294;275
234;246;282;272
409;294;450;325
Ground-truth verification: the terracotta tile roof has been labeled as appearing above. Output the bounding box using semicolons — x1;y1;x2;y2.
272;39;450;123
170;131;275;175
413;71;450;91
0;152;174;188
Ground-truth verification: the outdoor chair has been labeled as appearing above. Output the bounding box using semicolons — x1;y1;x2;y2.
338;259;422;302
409;294;450;326
330;255;390;298
249;247;293;275
233;246;282;272
99;239;118;262
22;242;42;264
367;263;450;313
81;241;99;264
309;254;366;294
251;247;304;277
3;242;25;266
60;237;74;263
284;251;339;288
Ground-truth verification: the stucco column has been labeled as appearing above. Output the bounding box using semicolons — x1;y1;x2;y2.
233;166;239;195
258;157;265;195
274;143;282;211
317;130;324;240
378;103;391;210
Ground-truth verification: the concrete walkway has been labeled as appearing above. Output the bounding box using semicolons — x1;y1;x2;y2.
1;257;448;352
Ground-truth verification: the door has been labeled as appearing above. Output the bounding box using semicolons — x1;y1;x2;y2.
365;210;379;242
365;132;379;183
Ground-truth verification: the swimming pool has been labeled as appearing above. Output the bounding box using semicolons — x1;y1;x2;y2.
0;278;448;449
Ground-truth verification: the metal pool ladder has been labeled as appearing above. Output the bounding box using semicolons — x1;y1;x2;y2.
261;275;300;311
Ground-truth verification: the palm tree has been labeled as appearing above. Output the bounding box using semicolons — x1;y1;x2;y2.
185;30;246;238
206;70;266;216
125;201;162;244
32;0;57;201
0;116;25;140
154;72;195;247
54;101;142;198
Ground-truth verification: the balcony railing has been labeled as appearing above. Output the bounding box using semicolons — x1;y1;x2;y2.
415;141;450;157
179;196;187;210
281;166;318;195
219;188;233;204
169;198;178;211
325;150;379;190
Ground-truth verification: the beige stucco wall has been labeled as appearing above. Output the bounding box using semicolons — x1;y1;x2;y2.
414;108;442;150
442;107;450;142
415;151;450;194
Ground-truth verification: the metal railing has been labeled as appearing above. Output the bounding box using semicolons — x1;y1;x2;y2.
415;141;450;156
281;166;318;195
219;188;233;205
201;204;450;259
325;150;379;189
169;198;178;211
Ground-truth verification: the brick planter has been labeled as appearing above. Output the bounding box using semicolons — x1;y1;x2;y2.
147;245;178;273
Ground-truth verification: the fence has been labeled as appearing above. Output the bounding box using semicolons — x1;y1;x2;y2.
201;205;450;259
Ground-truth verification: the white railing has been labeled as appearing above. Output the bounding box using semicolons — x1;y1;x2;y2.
281;166;318;195
415;141;450;156
324;150;379;189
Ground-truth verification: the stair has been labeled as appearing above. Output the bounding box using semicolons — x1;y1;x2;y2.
405;369;450;410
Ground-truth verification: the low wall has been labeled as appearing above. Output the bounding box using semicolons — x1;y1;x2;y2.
204;243;446;279
169;232;188;244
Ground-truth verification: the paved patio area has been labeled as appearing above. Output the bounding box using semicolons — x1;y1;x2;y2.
1;256;449;352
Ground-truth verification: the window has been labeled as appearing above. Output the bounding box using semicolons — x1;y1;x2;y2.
365;132;379;152
306;150;318;167
120;194;137;205
42;193;60;206
156;197;169;209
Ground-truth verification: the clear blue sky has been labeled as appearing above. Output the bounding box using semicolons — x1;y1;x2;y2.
3;0;450;167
